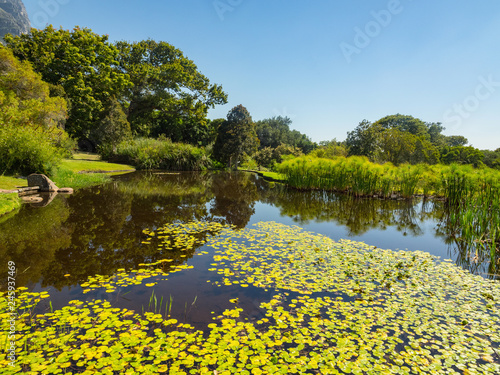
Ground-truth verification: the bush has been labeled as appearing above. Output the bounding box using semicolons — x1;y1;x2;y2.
253;144;303;169
103;138;211;171
0;125;62;176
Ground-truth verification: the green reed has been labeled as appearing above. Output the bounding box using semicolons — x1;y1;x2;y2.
278;156;500;269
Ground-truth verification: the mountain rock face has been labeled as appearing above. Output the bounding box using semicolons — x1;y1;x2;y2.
0;0;31;43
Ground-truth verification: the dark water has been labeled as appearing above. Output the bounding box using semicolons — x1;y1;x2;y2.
0;171;495;328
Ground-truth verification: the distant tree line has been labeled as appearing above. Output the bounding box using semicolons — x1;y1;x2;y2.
344;114;498;168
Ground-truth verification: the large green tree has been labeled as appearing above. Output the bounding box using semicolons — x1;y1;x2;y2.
5;26;132;144
373;114;430;138
346;115;443;165
0;44;67;131
115;39;227;143
345;119;379;158
441;146;484;167
213;105;259;169
255;116;315;153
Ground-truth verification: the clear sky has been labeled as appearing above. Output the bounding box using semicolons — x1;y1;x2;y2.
23;0;500;149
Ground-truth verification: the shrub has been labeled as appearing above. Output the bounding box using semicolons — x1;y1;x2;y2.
103;138;211;171
0;125;62;176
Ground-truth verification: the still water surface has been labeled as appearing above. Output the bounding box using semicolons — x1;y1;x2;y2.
0;171;493;329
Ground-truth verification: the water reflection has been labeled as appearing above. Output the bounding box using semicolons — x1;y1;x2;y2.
0;171;497;293
261;186;446;237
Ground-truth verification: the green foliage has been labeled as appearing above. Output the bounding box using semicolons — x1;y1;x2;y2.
373;128;439;165
444;135;469;147
115;39;227;142
345;119;379;158
310;139;348;159
2;221;499;374
253;144;304;169
255;116;316;153
5;26;132;142
0;125;62;176
346;115;442;165
213;105;259;169
105;138;211;171
482;148;500;169
441;146;484;167
278;155;500;198
0;44;67;132
93;98;132;154
374;113;430;137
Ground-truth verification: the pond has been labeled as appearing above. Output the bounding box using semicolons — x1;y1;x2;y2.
1;171;499;374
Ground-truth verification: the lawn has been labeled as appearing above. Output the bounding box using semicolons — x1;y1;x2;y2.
60;155;135;173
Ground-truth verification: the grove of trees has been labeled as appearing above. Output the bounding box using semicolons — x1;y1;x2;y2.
4;26;228;151
2;25;499;174
344;114;492;167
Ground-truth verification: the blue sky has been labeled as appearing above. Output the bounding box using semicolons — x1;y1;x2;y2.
23;0;500;149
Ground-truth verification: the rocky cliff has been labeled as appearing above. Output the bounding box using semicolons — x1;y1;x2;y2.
0;0;31;43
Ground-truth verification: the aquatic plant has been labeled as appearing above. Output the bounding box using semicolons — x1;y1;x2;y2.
3;221;499;374
278;157;500;266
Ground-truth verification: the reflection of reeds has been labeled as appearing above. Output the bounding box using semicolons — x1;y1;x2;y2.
278;156;500;270
442;173;500;276
143;291;174;318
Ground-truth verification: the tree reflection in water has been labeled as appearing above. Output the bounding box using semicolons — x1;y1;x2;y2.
0;171;497;294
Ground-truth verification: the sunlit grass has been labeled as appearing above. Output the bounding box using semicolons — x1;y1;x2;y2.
60;158;135;173
53;155;135;189
71;152;101;161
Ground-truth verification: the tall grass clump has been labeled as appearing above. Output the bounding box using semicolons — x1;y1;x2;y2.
278;156;398;197
0;125;62;176
103;138;211;171
279;155;500;268
437;165;500;270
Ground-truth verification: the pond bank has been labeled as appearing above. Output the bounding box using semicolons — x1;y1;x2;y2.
0;154;135;217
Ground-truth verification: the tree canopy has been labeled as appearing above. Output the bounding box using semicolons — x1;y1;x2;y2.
4;27;228;149
0;43;66;131
344;114;473;165
255;116;315;154
213;105;259;169
5;26;131;143
115;39;227;144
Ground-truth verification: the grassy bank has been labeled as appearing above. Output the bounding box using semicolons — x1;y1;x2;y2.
0;154;135;217
53;154;136;189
